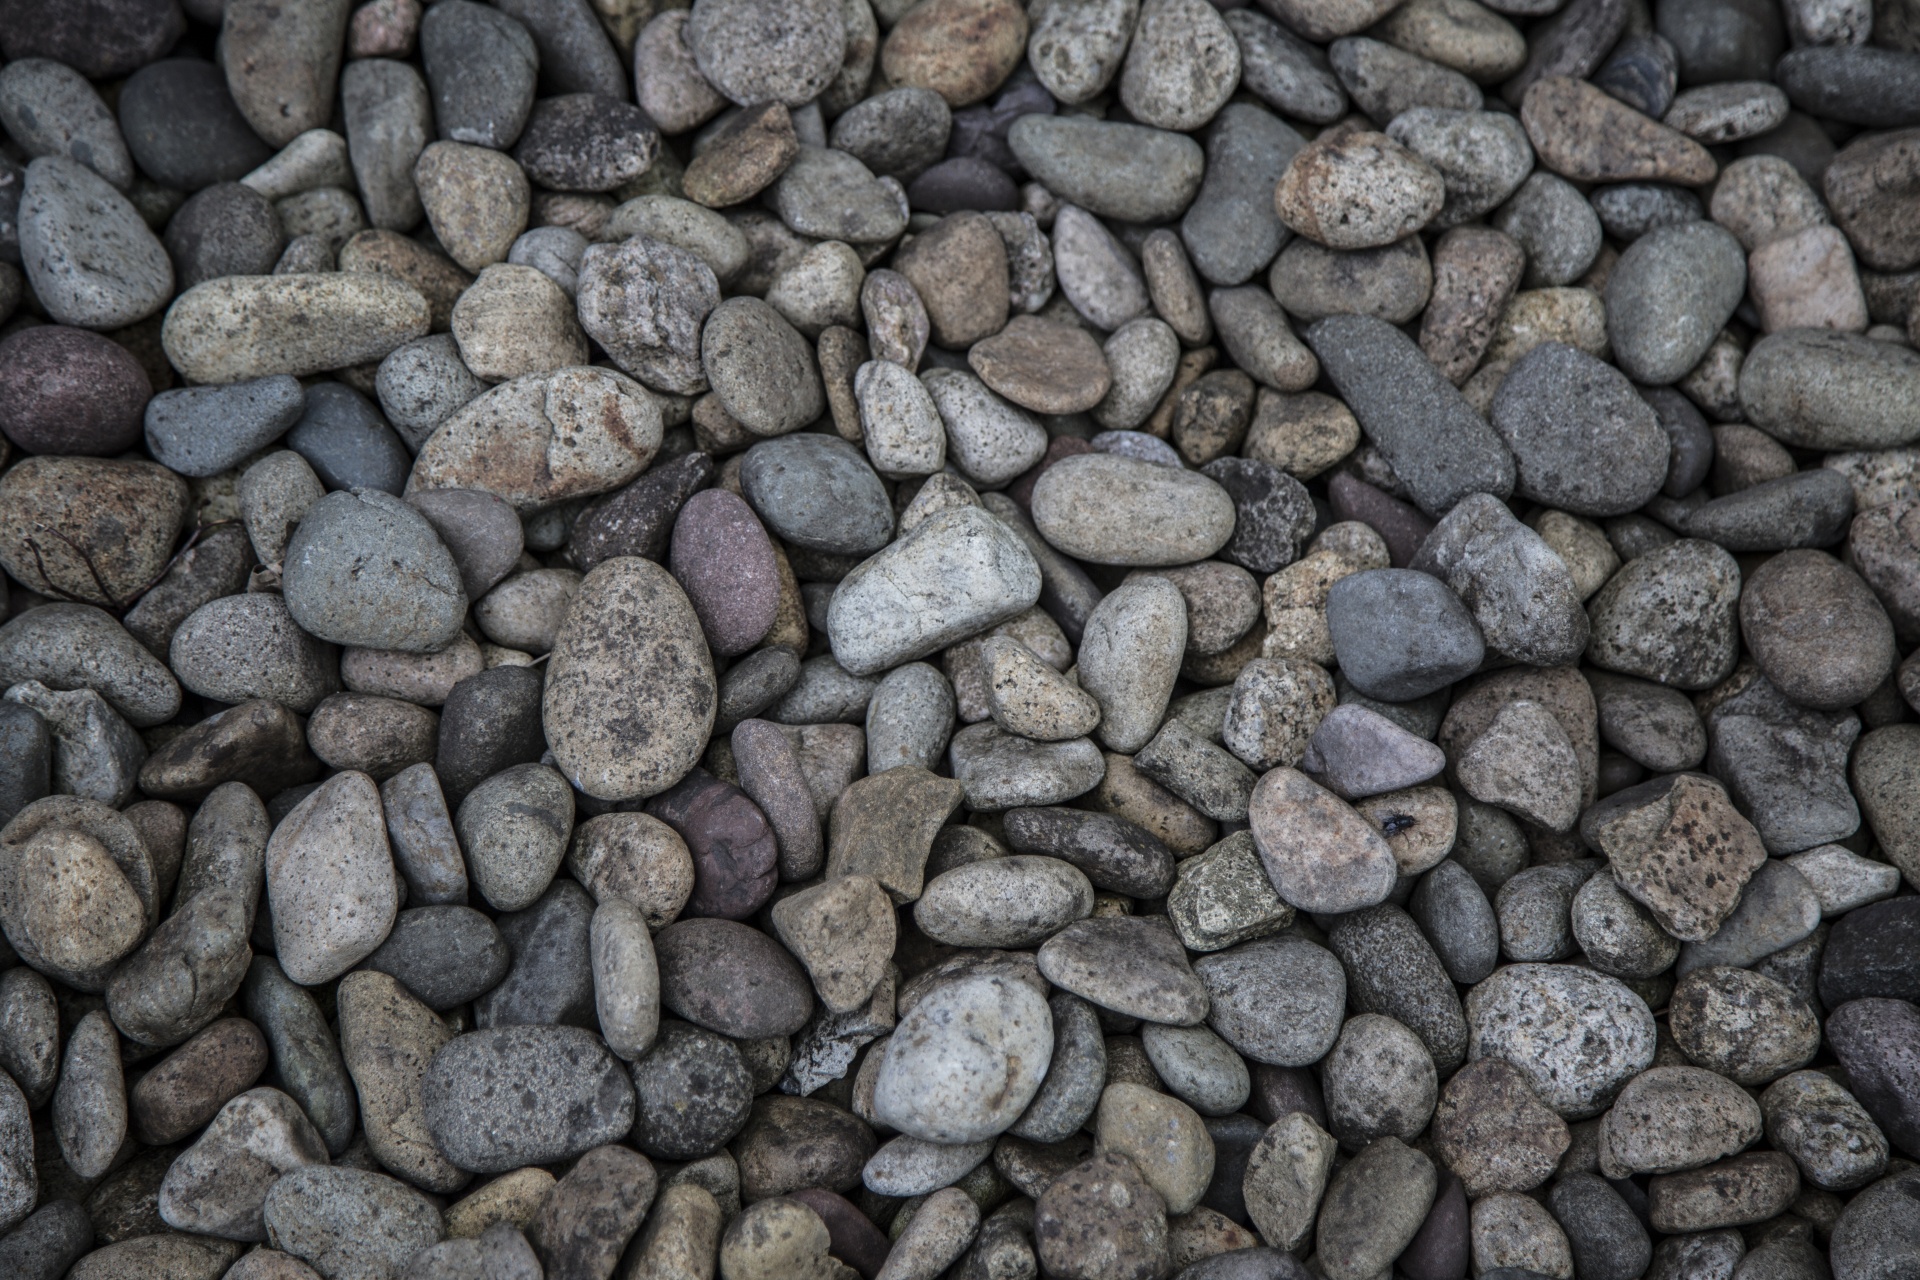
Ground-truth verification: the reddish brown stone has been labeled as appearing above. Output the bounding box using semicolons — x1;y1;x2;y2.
645;768;779;919
670;489;780;656
1329;472;1435;569
0;326;151;456
130;1017;270;1144
785;1188;892;1279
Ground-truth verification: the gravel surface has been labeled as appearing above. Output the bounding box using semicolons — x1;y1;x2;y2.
0;1;1919;1279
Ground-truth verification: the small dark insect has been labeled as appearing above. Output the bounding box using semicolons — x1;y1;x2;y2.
1379;814;1416;836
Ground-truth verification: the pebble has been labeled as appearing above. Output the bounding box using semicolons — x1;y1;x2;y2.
413;16;529;150
1031;453;1235;566
421;1025;635;1173
1585;538;1743;690
868;970;1044;1142
1605;220;1748;386
1433;1056;1569;1196
1033;1151;1170;1280
1008;115;1203;225
162;273;429;383
1273;132;1446;252
264;771;398;985
19;157;172;330
1466;964;1656;1118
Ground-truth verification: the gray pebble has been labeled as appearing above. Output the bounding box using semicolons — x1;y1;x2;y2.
263;1167;442;1280
828;506;1039;676
1466;964;1656;1118
947;723;1105;811
1306;314;1513;516
340;59;431;231
1326;568;1485;701
1409;860;1499;986
287;382;413;495
1227;9;1347;124
1180;104;1301;288
1681;468;1855;552
1491;342;1670;516
1410;492;1589;667
740;434;894;556
360;905;508;1011
1007;115;1205;224
376;336;486;453
1194;934;1345;1067
1605;221;1747;386
420;0;540;151
475;877;595;1028
1494;172;1602;289
1387;109;1535;229
422;1024;637;1172
18;157;172;330
457;762;574;913
284;490;468;653
702;296;826;438
1590;183;1703;241
143;376;304;480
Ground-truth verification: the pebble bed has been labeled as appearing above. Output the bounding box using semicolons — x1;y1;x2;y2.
0;1;1919;1279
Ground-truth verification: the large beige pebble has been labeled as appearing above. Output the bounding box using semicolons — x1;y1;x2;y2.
162;274;430;383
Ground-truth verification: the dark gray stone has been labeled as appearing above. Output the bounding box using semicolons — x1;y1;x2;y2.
423;1024;638;1172
629;1020;754;1160
1326;568;1485;702
474;879;596;1029
1304;315;1513;518
360;906;509;1011
286;382;413;495
435;665;548;804
420;0;540;150
118;59;274;192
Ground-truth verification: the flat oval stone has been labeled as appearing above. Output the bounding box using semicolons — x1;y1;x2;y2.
828;505;1040;677
701;296;826;437
266;771;399;985
740;434;895;556
1739;329;1920;451
630;1020;753;1160
406;367;663;514
283;490;468;654
1489;342;1670;516
1605;220;1747;386
0;325;150;456
105;887;253;1048
653;916;814;1039
1305;314;1514;517
915;855;1093;949
1520;74;1716;185
968;315;1112;415
18;156;172;330
1007;115;1204;224
262;1166;442;1279
872;970;1053;1144
422;1025;636;1173
688;0;846;107
670;489;779;657
544;556;716;803
1030;453;1235;566
1037;914;1209;1025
